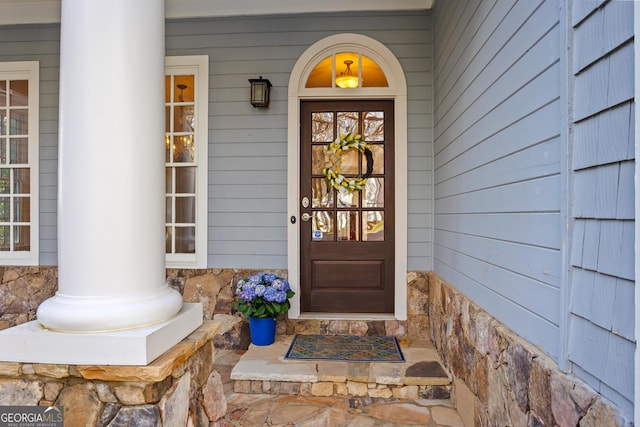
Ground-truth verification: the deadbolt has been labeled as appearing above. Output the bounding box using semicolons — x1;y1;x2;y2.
302;197;310;208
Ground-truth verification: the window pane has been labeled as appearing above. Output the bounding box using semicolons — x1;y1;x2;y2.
369;144;384;174
337;111;358;136
166;135;172;162
335;53;359;89
9;80;28;106
337;211;359;241
0;169;8;193
337;189;359;208
337;148;358;175
0;137;5;162
312;112;334;142
312;211;333;241
175;227;195;253
0;197;9;221
363;211;384;241
361;56;388;87
165;227;172;253
306;56;333;88
10;109;27;135
174;76;194;102
175;167;196;193
175;196;195;223
0;225;9;250
165;168;173;193
363;178;384;207
364;111;384;141
14;168;30;194
173;135;194;163
312;145;328;175
174;106;194;133
311;178;333;208
10;138;28;164
165;197;172;222
13;225;29;251
165;107;170;132
15;223;28;250
0;81;5;105
13;197;29;222
0;109;6;135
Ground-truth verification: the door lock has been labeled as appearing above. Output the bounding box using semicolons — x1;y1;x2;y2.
302;197;310;208
301;212;311;222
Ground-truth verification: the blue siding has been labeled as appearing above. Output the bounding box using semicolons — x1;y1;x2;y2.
0;12;434;271
432;0;563;359
165;12;433;270
570;0;635;416
0;24;60;265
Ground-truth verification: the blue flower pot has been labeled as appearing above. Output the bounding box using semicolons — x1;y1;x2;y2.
248;316;276;346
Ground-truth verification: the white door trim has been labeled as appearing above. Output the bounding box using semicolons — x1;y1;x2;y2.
287;33;408;320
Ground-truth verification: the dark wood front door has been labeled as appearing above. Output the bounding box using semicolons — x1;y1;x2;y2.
300;100;394;313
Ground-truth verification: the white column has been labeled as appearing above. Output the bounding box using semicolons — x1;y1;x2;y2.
37;0;183;332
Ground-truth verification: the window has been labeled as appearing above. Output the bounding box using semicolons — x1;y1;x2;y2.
0;62;38;265
306;52;388;88
165;56;208;268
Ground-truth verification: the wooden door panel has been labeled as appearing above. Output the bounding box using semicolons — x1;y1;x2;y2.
311;261;383;289
300;100;394;314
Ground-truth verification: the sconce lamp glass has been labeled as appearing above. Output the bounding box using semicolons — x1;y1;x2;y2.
248;76;272;108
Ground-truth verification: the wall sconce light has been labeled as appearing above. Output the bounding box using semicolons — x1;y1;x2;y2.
248;76;272;108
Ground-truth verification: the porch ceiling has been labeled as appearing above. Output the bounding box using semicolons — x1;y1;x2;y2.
0;0;434;26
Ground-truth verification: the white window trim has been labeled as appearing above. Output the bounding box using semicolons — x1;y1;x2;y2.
287;34;408;320
165;55;208;269
0;61;39;266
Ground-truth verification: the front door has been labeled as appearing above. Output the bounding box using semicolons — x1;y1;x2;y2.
300;100;394;313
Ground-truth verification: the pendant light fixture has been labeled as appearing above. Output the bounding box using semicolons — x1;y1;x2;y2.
335;60;359;88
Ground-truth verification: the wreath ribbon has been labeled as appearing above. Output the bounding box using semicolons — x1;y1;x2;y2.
322;132;373;192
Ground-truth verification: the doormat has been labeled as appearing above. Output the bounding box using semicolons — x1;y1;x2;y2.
284;334;405;363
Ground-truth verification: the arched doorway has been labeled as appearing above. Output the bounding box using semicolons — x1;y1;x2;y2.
287;33;408;320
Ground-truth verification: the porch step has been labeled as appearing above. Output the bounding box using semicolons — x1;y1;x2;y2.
229;335;452;401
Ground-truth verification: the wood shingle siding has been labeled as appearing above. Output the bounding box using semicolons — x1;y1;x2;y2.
568;0;635;416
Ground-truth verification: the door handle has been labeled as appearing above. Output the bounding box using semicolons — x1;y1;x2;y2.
301;212;311;222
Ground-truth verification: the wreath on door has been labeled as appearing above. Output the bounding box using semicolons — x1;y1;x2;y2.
322;132;374;192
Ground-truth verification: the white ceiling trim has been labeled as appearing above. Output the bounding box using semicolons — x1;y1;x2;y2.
0;0;433;26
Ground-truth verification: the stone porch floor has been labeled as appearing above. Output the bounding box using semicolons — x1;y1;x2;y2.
212;335;470;426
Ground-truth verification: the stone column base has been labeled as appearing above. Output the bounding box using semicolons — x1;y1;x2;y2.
0;320;227;426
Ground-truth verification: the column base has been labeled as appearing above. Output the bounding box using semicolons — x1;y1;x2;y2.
36;286;184;332
0;303;203;365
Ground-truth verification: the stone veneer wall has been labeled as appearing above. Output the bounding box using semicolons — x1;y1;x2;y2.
2;266;632;426
427;272;633;427
0;267;430;344
0;267;57;330
166;268;432;348
0;322;226;426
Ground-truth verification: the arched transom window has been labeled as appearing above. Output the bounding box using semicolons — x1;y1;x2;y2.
306;52;388;89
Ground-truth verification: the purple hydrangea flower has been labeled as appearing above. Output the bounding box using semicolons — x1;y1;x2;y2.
240;287;256;302
275;290;287;303
263;287;278;302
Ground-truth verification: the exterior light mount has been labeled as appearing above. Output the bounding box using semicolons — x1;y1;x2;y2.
248;76;272;108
